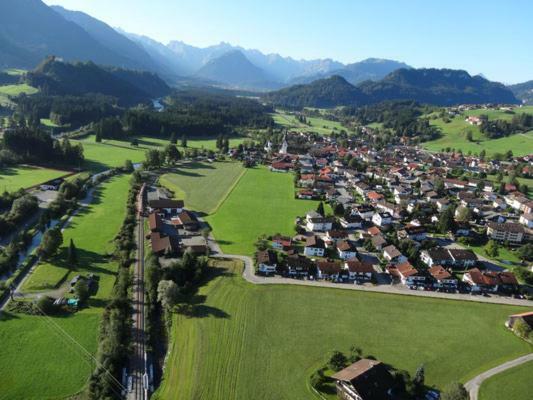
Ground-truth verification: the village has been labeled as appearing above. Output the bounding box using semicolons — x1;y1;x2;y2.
253;130;533;299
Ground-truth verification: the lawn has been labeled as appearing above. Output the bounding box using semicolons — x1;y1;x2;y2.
159;161;245;215
422;112;533;157
154;259;532;400
0;174;130;399
479;360;533;400
0;165;70;193
205;167;317;255
75;135;247;172
273;110;349;135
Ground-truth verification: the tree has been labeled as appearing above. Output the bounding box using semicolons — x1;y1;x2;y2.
67;238;78;266
440;382;468;400
328;350;347;372
165;144;181;164
479;149;486;160
123;159;134;173
333;203;344;216
438;207;455;233
316;201;325;216
181;135;187;148
517;243;533;262
485;239;499;258
255;234;268;251
513;318;532;339
157;280;180;310
36;295;56;315
310;369;326;389
413;364;425;395
455;206;472;222
39;227;63;258
74;279;90;304
466;131;473;142
170;132;177;144
348;346;362;363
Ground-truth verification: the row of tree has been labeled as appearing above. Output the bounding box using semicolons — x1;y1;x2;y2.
2;126;84;167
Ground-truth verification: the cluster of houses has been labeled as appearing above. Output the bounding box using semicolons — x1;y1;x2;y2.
144;188;208;257
260;131;533;296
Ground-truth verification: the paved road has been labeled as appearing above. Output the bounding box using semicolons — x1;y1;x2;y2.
464;353;533;400
212;253;533;306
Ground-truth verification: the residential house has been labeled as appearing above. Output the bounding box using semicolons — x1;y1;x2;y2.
428;265;457;290
371;234;387;250
337;240;357;260
304;235;326;257
396;262;426;286
317;260;342;281
519;213;533;229
171;210;199;231
340;214;363;229
372;212;392;227
397;225;427;241
382;245;407;264
420;247;477;268
286;254;312;278
256;250;277;275
506;311;533;331
332;359;394;400
344;260;374;282
272;235;292;251
487;222;526;244
147;199;184;216
462;268;518;293
306;211;334;232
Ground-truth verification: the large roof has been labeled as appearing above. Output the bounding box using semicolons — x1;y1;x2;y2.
331;359;382;381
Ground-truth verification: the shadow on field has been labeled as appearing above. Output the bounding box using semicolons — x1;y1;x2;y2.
0;311;20;321
175;266;232;319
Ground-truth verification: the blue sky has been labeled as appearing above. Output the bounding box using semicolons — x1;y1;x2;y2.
44;0;533;83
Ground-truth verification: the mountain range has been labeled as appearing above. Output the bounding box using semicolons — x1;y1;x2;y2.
264;70;519;108
0;0;417;91
0;0;529;105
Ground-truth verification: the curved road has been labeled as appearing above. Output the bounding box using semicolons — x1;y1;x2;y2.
464;353;533;400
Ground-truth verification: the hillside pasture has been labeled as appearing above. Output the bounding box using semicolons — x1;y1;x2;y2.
154;259;532;400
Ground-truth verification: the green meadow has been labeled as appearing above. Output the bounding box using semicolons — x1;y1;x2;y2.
159;161;245;215
0;175;130;399
75;135;247;172
479;360;533;400
0;165;70;193
422;106;533;156
205;167;317;255
273;110;348;135
154;259;532;400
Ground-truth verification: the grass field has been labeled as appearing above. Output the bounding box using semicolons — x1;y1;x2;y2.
273;110;348;135
154;259;532;400
205;167;317;255
479;360;533;400
159;161;244;215
0;83;38;106
0;165;70;193
422;108;533;156
75;135;246;172
0;174;130;399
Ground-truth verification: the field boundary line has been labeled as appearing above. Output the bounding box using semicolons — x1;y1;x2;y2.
208;165;248;215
